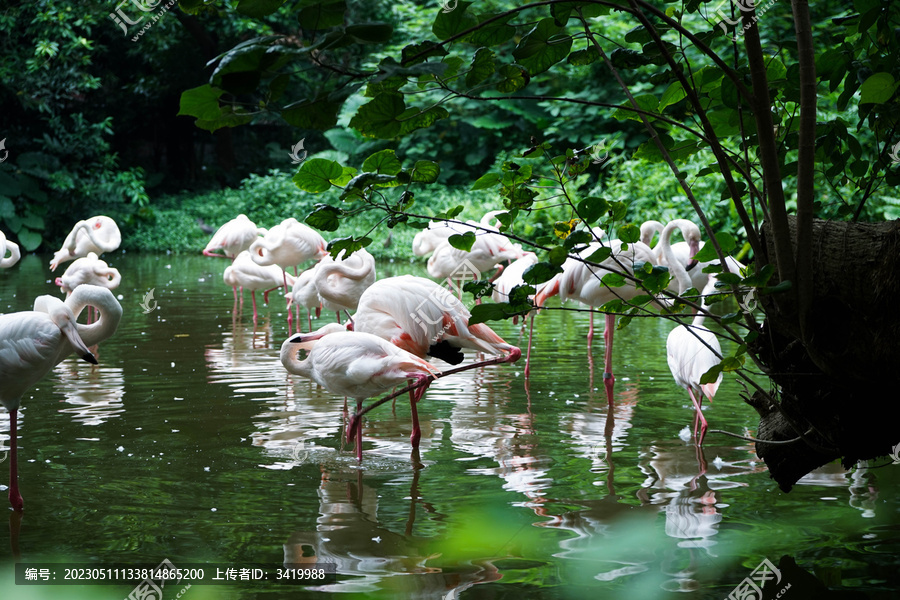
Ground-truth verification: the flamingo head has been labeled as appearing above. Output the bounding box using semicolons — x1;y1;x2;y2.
286;322;346;345
685;227;702;271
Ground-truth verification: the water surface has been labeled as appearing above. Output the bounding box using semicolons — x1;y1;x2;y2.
0;252;897;599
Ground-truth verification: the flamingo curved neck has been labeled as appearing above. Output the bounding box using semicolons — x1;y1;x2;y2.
66;286;123;347
660;221;694;294
280;341;312;378
319;254;371;281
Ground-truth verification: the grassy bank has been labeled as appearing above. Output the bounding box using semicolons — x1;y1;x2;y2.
125;169;513;261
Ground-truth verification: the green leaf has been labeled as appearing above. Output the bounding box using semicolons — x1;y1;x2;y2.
585;246;612;263
513;18;573;75
325;236;372;258
548;246;569;266
298;0;346;29
471;172;500;190
601;272;626;288
409;160;440;183
449;231;476;251
194;105;253;132
462;279;493;300
305;204;342;232
433;1;477;41
350;93;406;138
467;48;495;88
699;363;723;385
292;158;344;193
659;81;686;110
178;85;224;120
721;356;745;371
468;302;521;325
577;196;608;224
496;64;529;93
401;42;447;65
282;96;343;130
339;172;397;200
692;232;737;262
362;149;402;175
327;236;372;258
468;15;516;46
523;262;563;285
617;223;640;244
567;47;599;66
859;73;899;104
237;0;286;19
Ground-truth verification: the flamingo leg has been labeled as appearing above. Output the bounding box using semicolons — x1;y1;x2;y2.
7;409;22;511
524;313;535;378
409;388;420;448
603;313;616;406
355;398;363;461
251;291;259;324
283;270;293;335
688;388;708;445
587;309;594;348
407;374;432;448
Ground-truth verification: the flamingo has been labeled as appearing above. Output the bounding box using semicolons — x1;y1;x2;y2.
224;251;295;324
0;231;20;269
412;220;474;258
250;218;327;333
49;216;121;271
643;219;744;294
313;248;376;323
0;285;123;510
490;252;541;376
660;220;722;446
286;266;322;333
533;237;657;405
280;323;441;459
352;275;521;445
55;252;121;296
426;231;526;287
202;214;267;259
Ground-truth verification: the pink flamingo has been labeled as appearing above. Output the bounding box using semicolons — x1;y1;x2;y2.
250;218;327;333
280;324;440;460
55;252;121;296
0;285;122;510
661;221;723;445
534;237;658;405
202;214;267;259
314;248;376;323
352;275;521;445
224;251;295;324
490;252;543;376
642;219;743;294
49;216;121;271
286;266;322;333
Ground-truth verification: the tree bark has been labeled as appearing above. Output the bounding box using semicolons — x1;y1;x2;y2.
751;217;900;491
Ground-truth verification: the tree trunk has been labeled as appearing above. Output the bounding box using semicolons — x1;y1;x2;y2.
750;217;900;491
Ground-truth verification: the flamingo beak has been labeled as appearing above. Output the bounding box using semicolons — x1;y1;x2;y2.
61;319;98;364
686;239;701;271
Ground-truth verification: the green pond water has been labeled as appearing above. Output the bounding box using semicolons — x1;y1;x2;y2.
0;252;897;599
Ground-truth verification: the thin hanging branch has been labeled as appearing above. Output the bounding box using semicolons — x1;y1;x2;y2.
791;0;817;343
741;9;797;313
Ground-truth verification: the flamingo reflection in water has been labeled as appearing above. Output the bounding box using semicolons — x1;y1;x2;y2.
283;471;499;598
52;362;125;426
